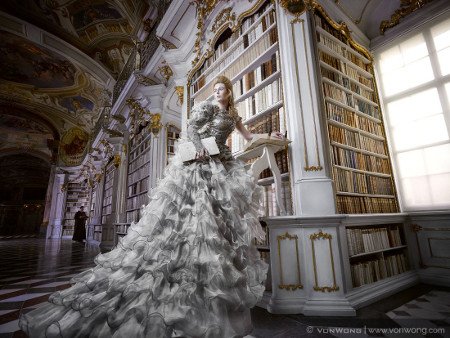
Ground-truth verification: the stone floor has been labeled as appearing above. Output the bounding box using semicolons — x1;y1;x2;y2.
0;239;449;338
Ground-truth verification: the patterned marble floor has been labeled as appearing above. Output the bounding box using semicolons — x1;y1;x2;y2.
0;239;448;338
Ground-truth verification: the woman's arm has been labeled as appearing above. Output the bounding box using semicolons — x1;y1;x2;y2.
235;120;253;141
235;119;284;141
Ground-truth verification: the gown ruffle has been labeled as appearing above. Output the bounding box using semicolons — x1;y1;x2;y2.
19;134;269;337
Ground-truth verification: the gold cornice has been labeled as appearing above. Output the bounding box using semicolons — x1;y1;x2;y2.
278;0;312;19
380;0;435;35
311;1;373;62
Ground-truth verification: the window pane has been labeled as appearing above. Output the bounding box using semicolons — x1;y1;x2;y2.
401;176;432;208
379;34;433;96
445;83;450;107
436;47;450;76
431;17;450;51
424;143;450;175
429;173;450;206
397;149;427;178
392;114;448;151
387;88;442;126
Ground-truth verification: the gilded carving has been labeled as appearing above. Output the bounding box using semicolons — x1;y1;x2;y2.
278;0;311;18
158;64;173;82
277;232;303;290
310;230;339;292
175;86;184;106
380;0;435;35
158;37;177;49
113;153;121;168
211;7;236;33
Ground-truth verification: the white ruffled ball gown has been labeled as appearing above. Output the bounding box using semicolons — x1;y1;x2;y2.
19;101;268;337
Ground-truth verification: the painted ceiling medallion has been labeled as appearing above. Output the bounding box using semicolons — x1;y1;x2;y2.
59;127;89;166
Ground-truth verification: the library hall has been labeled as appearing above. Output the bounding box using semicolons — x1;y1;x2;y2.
0;0;450;337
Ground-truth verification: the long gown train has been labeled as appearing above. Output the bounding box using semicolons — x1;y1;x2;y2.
19;102;268;337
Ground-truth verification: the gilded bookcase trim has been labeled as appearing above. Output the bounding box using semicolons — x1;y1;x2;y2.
277;232;303;290
310;230;339;292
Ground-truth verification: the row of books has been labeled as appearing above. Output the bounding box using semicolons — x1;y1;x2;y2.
102;204;112;216
319;51;373;90
193;26;279;102
191;1;273;83
336;195;398;213
321;66;374;102
232;52;279;97
62;228;74;237
329;125;386;155
64;220;75;226
359;115;383;136
126;209;140;223
331;146;391;174
127;165;150;186
93;232;102;242
126;193;148;212
116;224;131;234
235;78;282;119
346;226;403;256
351;253;409;287
260;180;292;216
128;177;148;197
129;139;151;162
102;195;113;209
316;30;370;72
333;167;394;195
128;152;150;174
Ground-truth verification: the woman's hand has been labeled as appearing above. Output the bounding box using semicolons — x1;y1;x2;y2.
271;131;284;140
195;148;210;160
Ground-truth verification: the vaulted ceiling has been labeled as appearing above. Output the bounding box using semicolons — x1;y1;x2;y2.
0;0;158;166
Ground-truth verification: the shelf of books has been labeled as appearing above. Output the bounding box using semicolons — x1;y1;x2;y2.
62;182;89;237
189;0;292;217
101;161;115;224
312;9;399;214
345;223;409;288
126;128;151;224
93;225;102;242
166;124;180;164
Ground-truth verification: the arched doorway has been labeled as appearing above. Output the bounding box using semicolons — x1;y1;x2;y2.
0;154;51;236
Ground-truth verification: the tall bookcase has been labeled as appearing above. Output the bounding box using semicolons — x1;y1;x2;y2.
101;161;115;224
188;0;292;217
312;8;399;214
126;128;151;223
62;182;89;237
166;124;180;164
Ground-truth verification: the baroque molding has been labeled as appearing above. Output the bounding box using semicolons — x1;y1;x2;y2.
380;0;435;35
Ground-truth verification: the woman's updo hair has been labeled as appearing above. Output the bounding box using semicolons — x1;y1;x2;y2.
213;75;238;119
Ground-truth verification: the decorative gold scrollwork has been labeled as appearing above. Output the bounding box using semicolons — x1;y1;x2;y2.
310;230;339;292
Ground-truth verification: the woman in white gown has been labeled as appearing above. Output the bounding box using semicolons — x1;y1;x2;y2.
19;75;284;338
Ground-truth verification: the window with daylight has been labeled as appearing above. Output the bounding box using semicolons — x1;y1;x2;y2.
375;15;450;211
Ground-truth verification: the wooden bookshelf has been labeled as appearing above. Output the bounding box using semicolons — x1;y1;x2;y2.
93;224;102;242
126;128;151;223
62;182;89;237
101;161;115;224
312;9;399;214
189;0;292;217
343;222;409;288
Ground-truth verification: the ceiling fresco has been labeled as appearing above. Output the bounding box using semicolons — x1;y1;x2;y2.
0;0;150;77
0;30;77;88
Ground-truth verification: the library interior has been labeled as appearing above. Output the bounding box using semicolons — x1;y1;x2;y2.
0;0;449;336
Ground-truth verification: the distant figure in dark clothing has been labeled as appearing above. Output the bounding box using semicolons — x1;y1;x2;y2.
72;206;88;242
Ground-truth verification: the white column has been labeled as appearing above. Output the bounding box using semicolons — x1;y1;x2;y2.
276;4;335;215
40;164;56;237
47;172;67;239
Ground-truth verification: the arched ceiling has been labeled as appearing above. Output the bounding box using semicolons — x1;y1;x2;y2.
0;0;152;77
0;0;158;167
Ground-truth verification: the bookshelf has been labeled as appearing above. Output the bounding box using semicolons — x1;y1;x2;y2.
312;9;399;214
126;127;151;223
93;225;102;242
188;0;292;217
101;160;115;224
62;182;89;237
345;223;409;288
166;124;180;164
